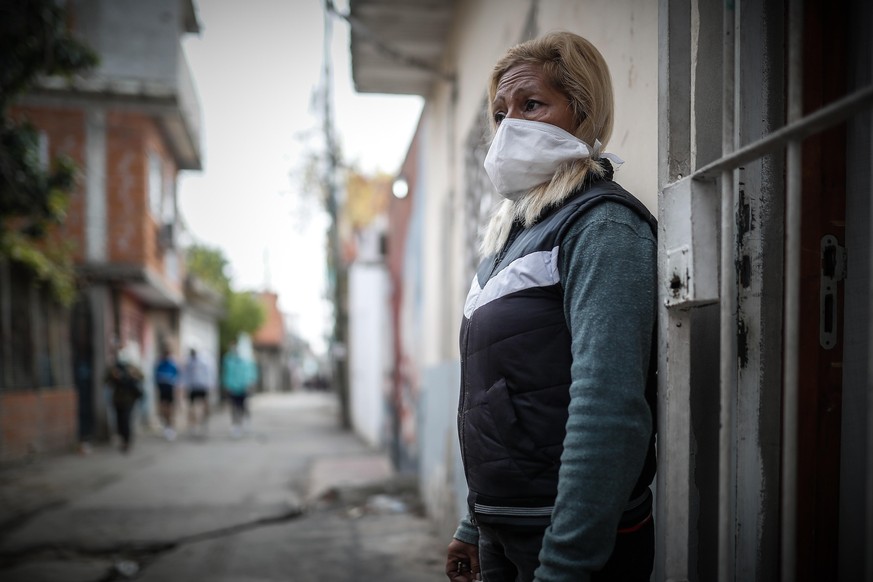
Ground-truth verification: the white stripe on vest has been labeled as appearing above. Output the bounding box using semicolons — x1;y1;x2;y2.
464;246;561;319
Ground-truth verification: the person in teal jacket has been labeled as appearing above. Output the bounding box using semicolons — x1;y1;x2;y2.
222;340;257;435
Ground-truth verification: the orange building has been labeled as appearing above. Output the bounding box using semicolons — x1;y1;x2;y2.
252;292;288;393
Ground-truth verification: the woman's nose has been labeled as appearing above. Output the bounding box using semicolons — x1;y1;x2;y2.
505;106;524;120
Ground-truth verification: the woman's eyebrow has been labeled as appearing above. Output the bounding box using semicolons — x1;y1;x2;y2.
495;81;543;103
491;92;509;110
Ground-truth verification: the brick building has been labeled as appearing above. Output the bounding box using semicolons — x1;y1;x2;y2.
3;0;202;456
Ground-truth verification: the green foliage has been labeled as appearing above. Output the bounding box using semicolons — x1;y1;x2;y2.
0;0;98;303
0;230;77;305
186;244;232;295
185;244;265;353
220;291;266;353
0;0;99;113
0;121;75;230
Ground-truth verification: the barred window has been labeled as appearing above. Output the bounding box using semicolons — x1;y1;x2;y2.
0;261;72;391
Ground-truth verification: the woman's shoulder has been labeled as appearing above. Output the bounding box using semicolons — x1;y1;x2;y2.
565;195;656;242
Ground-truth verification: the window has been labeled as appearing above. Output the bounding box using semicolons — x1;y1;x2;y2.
148;151;163;218
0;261;72;391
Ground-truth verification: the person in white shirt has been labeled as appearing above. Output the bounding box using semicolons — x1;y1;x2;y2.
182;348;213;436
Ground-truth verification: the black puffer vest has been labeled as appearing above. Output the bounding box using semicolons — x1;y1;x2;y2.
458;177;658;527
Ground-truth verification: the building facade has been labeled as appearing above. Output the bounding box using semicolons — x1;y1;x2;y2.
0;262;77;463
11;0;202;444
345;175;393;450
348;0;873;580
252;291;288;393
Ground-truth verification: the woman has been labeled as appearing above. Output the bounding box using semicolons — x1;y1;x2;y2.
445;32;657;582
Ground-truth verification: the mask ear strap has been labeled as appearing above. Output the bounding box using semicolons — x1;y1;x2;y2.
590;138;625;167
591;139;603;159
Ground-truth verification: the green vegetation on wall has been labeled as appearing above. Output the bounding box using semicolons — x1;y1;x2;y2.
0;0;98;304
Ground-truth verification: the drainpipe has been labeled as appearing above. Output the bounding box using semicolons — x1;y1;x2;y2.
718;1;738;580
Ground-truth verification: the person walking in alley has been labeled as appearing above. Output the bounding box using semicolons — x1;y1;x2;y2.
154;346;179;441
104;345;144;453
182;348;214;437
445;32;657;582
221;340;257;437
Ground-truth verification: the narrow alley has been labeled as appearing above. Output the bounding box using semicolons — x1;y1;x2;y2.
0;392;446;582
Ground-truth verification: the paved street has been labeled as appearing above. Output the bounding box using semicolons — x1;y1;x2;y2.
0;392;447;582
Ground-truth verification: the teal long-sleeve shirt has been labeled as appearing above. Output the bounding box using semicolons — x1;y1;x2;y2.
222;352;257;395
453;200;657;581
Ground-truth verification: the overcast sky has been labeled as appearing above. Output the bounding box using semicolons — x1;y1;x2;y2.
178;0;423;354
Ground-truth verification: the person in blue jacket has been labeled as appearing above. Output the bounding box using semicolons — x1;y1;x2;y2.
154;346;179;441
445;32;657;582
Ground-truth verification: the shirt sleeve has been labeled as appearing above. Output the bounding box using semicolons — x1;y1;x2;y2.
534;201;656;581
453;513;480;545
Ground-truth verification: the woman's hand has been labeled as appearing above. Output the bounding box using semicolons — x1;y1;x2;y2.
446;538;480;581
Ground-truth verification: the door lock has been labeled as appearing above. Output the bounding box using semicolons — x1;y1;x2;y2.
820;235;846;350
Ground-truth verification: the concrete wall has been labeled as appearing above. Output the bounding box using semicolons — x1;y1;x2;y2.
418;361;465;541
539;0;659;210
73;0;183;90
387;122;422;471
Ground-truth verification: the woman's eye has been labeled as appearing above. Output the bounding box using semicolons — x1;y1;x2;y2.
494;112;505;124
524;100;539;112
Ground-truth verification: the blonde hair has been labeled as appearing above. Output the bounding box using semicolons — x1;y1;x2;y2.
480;32;615;256
487;31;614;146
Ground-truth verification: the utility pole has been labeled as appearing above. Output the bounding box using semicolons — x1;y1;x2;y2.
321;0;350;428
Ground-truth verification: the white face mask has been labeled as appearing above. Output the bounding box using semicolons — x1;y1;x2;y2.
483;118;624;200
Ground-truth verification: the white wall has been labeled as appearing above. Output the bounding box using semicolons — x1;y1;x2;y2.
539;0;659;211
348;262;391;448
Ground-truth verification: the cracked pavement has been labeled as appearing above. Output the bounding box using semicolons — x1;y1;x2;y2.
0;392;446;582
